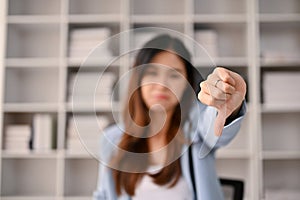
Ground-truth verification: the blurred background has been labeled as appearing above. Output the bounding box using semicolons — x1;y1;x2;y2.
0;0;300;200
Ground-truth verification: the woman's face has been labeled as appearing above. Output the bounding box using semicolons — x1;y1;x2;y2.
140;51;188;113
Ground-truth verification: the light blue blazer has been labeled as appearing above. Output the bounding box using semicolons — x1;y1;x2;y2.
93;101;246;200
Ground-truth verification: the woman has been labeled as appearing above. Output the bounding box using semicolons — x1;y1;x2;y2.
93;34;247;200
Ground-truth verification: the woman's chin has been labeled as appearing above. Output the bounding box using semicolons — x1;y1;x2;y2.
149;103;174;114
149;104;165;111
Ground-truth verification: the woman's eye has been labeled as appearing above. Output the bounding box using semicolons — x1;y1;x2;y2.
145;71;157;76
170;73;180;79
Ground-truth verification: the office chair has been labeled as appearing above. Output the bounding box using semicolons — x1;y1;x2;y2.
220;178;244;200
188;146;244;200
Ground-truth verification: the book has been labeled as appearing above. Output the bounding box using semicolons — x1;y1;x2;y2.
68;72;117;103
32;114;54;152
4;124;31;152
67;115;109;153
263;71;300;105
69;27;113;58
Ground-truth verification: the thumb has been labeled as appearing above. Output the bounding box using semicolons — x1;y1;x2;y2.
214;110;226;137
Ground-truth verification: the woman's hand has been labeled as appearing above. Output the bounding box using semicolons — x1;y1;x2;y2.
198;67;247;136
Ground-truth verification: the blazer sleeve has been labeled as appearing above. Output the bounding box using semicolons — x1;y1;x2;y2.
93;125;123;200
93;163;109;200
188;100;247;157
215;101;247;148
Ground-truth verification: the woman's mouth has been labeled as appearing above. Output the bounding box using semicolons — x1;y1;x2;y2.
154;94;169;100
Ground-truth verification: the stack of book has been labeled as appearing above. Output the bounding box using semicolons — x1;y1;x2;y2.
69;27;113;58
68;72;117;104
263;71;300;105
32;114;55;152
194;29;218;58
4;124;31;152
67;115;110;154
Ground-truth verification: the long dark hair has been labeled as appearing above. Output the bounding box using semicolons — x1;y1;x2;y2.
112;34;201;196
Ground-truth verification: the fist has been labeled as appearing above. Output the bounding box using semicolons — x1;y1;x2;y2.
198;67;246;136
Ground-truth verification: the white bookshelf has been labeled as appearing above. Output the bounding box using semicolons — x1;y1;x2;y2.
258;1;300;200
1;0;300;199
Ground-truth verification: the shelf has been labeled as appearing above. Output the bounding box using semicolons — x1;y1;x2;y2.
259;14;300;22
1;197;57;200
0;198;93;200
193;14;247;23
193;57;248;67
64;152;92;159
1;151;58;159
63;197;93;200
261;104;300;113
216;149;250;159
7;15;61;24
1;0;299;199
6;58;60;67
66;102;120;112
131;22;185;29
130;15;186;23
67;57;119;67
262;151;300;160
260;59;300;67
4;103;58;112
68;14;121;23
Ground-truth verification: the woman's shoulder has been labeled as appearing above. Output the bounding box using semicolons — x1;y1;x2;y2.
102;124;124;145
98;124;124;163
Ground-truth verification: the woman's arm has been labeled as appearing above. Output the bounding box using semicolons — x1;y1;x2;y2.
190;100;246;153
93;125;124;200
93;163;109;200
198;67;247;136
192;67;247;157
215;100;246;148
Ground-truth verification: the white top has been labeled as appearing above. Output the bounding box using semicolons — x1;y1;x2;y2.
132;166;193;200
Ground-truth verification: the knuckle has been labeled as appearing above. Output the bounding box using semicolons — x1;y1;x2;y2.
223;84;232;93
198;91;204;100
215;90;224;99
207;74;213;81
200;81;205;88
214;67;221;73
223;75;231;82
207;97;215;106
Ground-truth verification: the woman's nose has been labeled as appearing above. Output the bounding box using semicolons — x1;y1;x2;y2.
155;74;169;89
